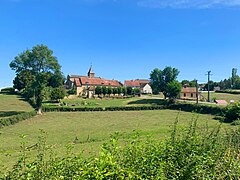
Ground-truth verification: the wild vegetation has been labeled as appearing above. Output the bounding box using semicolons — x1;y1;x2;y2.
2;118;240;179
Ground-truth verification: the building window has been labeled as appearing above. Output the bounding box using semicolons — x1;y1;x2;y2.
191;93;193;97
184;93;186;97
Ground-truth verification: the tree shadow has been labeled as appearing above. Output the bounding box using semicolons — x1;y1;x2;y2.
128;99;167;106
0;111;25;118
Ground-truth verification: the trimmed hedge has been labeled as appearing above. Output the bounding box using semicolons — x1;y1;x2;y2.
0;111;36;128
215;90;240;94
42;103;226;117
168;103;226;116
42;106;104;112
42;105;166;112
105;105;166;111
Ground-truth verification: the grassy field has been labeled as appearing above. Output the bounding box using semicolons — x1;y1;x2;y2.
201;92;240;102
0;93;33;118
0;109;230;172
44;96;166;108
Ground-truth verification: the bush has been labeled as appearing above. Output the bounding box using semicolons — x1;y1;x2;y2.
0;111;36;128
225;102;240;123
215;90;240;94
0;87;15;93
168;102;226;116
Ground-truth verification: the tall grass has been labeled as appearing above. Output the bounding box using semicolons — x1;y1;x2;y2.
3;117;240;179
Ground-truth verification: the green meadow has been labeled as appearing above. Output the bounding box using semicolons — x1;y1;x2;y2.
0;93;233;173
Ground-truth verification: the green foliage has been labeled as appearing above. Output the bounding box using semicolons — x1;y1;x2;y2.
168;103;226;116
50;86;66;102
102;86;107;96
0;111;36;128
166;80;181;100
0;87;15;93
133;88;140;95
127;86;133;95
122;87;127;96
113;88;118;95
117;87;122;94
150;66;179;97
107;87;113;95
215;90;240;94
95;86;102;95
13;70;35;91
225;102;240;122
9;44;63;114
4;119;240;179
67;87;77;95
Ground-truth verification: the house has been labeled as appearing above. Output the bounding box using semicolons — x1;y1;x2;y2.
66;66;122;98
124;79;152;94
180;87;201;100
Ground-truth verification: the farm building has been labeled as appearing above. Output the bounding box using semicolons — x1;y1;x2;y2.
124;79;152;94
66;66;122;98
180;87;202;100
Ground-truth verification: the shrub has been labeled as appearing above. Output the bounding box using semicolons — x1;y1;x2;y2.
225;102;240;123
0;111;36;128
0;87;15;93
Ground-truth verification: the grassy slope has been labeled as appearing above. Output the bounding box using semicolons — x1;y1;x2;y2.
0;110;229;172
0;94;33;118
202;92;240;102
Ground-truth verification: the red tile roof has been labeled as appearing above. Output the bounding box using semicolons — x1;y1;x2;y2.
136;79;150;84
76;77;122;87
124;80;141;87
181;87;197;93
124;79;150;87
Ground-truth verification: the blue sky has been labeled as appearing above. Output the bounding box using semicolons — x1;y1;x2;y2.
1;0;240;88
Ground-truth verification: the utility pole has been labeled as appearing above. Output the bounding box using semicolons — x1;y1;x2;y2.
196;80;198;104
206;71;211;102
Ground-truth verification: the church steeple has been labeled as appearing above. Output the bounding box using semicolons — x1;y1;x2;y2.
88;65;95;78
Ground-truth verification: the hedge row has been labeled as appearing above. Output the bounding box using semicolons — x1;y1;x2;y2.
105;105;166;111
168;103;226;116
42;103;226;116
42;105;167;112
0;111;36;128
215;90;240;94
42;106;104;112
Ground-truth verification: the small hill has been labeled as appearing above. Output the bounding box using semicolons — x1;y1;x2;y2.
0;93;33;118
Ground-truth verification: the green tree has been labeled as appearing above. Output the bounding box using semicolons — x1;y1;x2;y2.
122;87;127;96
10;44;62;114
133;88;140;95
127;87;133;95
166;81;182;102
113;88;118;95
95;86;102;95
150;66;180;98
50;86;66;102
102;86;107;96
107;87;113;96
117;87;122;95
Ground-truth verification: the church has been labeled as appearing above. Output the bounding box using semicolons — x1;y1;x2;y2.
66;66;122;98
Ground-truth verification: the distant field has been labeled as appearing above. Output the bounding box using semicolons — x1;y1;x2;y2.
0;94;33;118
0;109;229;172
201;92;240;102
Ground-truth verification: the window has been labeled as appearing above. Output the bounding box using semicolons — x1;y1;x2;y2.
184;93;186;97
191;93;193;97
